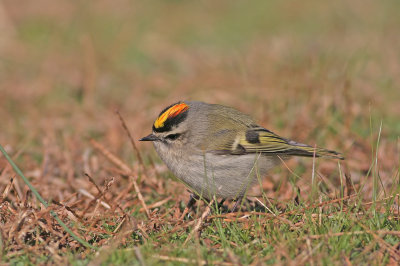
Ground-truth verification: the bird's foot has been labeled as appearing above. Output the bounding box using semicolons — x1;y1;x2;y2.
231;197;243;213
179;193;199;220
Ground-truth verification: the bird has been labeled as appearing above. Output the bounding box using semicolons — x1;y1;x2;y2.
140;101;344;210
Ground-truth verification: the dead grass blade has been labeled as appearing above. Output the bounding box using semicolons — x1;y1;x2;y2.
284;194;358;216
184;199;214;245
131;175;150;217
300;230;400;240
1;176;14;202
152;254;233;266
134;246;146;266
115;110;145;170
357;222;400;261
90;139;131;174
78;188;111;209
90;139;150;218
0;143;98;251
139;196;171;212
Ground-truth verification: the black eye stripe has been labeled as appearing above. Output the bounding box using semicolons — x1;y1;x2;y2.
165;133;181;140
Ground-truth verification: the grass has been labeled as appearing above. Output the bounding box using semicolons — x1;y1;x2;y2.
1;0;400;264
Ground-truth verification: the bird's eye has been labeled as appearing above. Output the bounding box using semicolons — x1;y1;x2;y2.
165;133;181;141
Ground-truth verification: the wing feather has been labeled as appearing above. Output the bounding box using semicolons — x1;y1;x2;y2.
238;128;344;159
202;105;343;159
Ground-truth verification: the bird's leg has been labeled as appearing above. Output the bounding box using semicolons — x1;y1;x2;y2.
231;196;243;213
294;186;301;205
216;198;227;213
180;193;199;220
187;193;199;210
218;198;226;208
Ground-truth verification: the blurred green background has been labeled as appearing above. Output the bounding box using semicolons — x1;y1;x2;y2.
1;0;399;167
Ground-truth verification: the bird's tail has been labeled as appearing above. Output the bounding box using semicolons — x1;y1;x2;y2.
284;139;344;160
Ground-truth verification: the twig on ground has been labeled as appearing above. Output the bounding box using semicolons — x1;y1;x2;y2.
284;194;357;216
299;230;400;240
115;110;146;171
85;173;103;194
206;194;357;220
90;139;131;174
152;254;233;266
134;247;147;266
52;200;83;221
1;176;14;201
78;188;111;209
113;215;127;233
90;139;150;218
298;241;322;265
0;144;98;251
131;175;150;217
358;222;400;261
139;196;171;212
184;199;214;245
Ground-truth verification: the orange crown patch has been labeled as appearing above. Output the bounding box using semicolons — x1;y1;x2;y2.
154;102;189;129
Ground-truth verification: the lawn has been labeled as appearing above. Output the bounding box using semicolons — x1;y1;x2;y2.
1;0;400;264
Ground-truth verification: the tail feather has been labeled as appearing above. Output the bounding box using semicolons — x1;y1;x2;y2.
285;140;344;160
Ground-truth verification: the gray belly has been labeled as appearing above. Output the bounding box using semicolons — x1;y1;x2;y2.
155;145;280;199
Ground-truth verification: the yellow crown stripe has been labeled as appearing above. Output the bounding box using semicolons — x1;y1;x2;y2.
154;103;189;129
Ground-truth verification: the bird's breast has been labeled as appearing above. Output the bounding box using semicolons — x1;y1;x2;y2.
153;142;280;198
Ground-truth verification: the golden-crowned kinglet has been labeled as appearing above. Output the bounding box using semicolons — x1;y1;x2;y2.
140;101;343;204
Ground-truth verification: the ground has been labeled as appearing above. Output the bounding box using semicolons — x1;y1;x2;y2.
0;0;400;265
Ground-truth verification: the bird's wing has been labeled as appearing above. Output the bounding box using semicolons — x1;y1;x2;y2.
210;126;343;159
238;127;344;159
201;105;343;159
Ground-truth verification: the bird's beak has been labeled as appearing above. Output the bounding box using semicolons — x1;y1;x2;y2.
139;134;159;141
